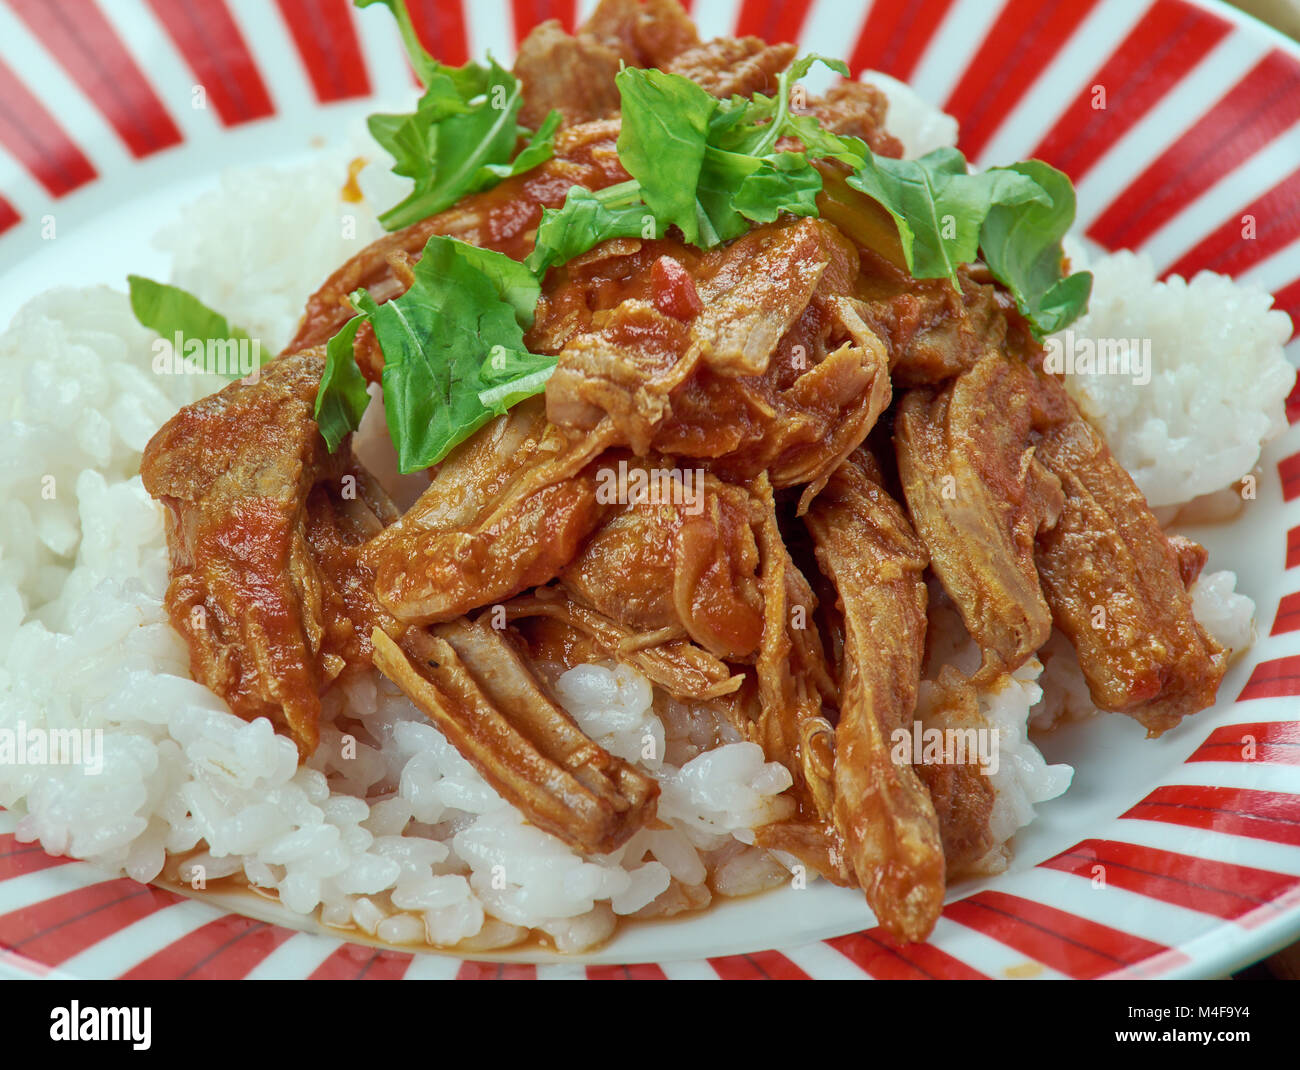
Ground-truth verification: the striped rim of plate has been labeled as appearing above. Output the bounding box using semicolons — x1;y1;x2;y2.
1;0;1299;980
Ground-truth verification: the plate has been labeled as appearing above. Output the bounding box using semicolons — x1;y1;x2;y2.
1;0;1299;980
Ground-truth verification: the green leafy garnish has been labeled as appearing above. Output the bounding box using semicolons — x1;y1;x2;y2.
710;54;853;157
316;314;371;451
533;54;1065;291
978;160;1093;338
478;110;562;184
127;275;264;379
371;237;554;470
614;67;717;245
846;148;1048;288
355;0;440;85
367;58;555;231
527;56;855;273
357;0;559;231
314;236;555;472
526;183;661;275
728;151;822;224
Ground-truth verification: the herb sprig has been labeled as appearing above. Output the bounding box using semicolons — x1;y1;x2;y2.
357;0;560;230
528;55;850;273
315;238;553;469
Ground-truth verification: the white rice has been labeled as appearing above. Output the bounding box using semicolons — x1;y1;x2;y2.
154;156;387;354
0;76;1278;949
1054;248;1294;508
0;287;224;634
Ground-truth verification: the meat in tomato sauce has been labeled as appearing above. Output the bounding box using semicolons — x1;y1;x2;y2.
140;0;1228;943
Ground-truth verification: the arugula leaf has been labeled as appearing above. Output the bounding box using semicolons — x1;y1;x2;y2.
788;53;851;85
475;109;561;187
449;239;546;327
695;145;828;242
314;234;554;470
693;146;766;245
366;77;472;184
533;56;849;271
315;314;371;451
374;57;537;231
127;275;263;379
477;345;557;410
616;56;857;247
615;67;716;245
784;113;867;168
847;147;1048;287
363;236;550;471
358;1;559;232
527;184;661;276
731;151;823;224
128;275;250;345
978;160;1093;339
719;54;850;157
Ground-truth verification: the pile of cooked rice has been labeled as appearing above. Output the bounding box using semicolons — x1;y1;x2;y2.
0;79;1288;953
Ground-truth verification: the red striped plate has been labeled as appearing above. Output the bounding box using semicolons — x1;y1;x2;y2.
1;0;1299;980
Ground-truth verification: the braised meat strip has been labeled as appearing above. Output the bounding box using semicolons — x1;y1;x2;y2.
140;348;398;755
559;459;765;660
361;398;616;626
1032;379;1227;736
503;590;746;703
894;352;1067;677
804;451;945;942
913;665;996;875
371;619;658;854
